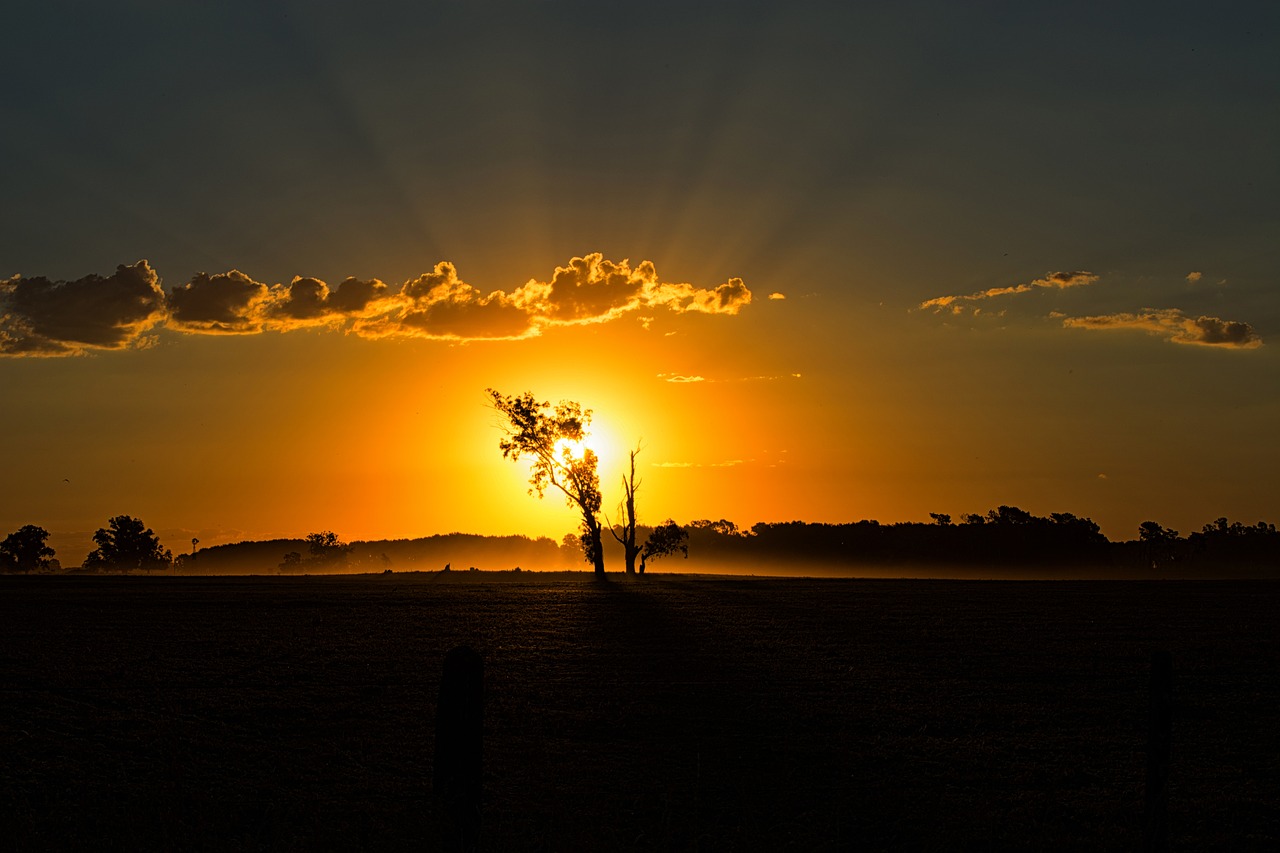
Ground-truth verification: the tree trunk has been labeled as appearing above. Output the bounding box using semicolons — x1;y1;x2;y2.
583;515;606;577
620;450;639;574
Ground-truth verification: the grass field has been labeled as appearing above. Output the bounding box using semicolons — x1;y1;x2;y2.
2;573;1277;850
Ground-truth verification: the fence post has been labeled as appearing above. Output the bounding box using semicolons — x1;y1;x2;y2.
435;645;483;850
1144;650;1172;852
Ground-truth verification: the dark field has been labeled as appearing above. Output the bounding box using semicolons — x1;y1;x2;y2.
2;574;1277;851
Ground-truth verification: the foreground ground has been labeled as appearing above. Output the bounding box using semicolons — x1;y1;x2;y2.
1;574;1276;850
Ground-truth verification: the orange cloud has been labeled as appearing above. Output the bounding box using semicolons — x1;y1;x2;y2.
1062;309;1262;349
920;270;1099;311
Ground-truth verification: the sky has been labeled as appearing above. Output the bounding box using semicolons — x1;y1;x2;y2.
3;1;1278;564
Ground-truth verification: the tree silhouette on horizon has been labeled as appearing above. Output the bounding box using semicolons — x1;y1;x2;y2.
83;515;171;573
608;447;643;574
488;388;606;576
1;524;56;573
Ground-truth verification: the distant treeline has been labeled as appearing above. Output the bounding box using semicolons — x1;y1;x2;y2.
171;508;1277;576
676;510;1279;574
179;533;577;575
4;506;1277;576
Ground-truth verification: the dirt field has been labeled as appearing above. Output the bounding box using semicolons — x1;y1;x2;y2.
2;573;1276;850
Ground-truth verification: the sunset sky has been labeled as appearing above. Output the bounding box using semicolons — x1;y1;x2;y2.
3;1;1277;563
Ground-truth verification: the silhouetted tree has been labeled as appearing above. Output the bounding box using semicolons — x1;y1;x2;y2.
1;524;55;573
305;531;349;564
640;520;688;574
986;505;1035;525
84;515;171;573
690;519;740;536
1139;521;1179;543
929;513;952;526
1138;521;1180;570
1185;517;1279;569
608;448;643;574
488;388;605;576
279;551;303;572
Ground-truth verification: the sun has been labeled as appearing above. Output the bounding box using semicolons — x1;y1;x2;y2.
553;420;622;482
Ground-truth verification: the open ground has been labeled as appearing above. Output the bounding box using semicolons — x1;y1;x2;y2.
2;574;1276;850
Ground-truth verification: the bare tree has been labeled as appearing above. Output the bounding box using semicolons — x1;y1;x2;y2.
608;447;690;576
488;389;605;576
608;448;643;574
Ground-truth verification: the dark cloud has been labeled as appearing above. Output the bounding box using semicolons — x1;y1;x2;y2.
327;276;392;315
0;261;166;356
1062;309;1262;349
264;276;395;328
269;276;330;321
167;270;269;334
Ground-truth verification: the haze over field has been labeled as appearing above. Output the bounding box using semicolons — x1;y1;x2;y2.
3;2;1277;553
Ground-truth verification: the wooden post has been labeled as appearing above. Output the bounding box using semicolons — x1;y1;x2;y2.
1144;650;1173;852
435;645;483;850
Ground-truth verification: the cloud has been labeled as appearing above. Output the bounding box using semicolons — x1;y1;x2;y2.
1186;271;1202;284
768;292;786;300
523;255;652;323
1062;309;1262;349
1;253;752;356
264;276;395;330
657;372;801;384
920;270;1099;311
0;261;166;356
167;270;271;334
653;459;747;468
354;261;539;342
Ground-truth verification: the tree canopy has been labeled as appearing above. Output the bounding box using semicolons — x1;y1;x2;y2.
1;525;55;573
488;388;605;576
83;515;171;573
640;520;688;574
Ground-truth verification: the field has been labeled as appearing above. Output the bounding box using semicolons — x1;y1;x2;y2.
2;573;1277;850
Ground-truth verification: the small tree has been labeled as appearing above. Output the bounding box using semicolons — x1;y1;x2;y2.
640;520;688;574
1;525;56;573
305;531;348;563
84;515;171;573
488;389;605;576
1139;521;1180;570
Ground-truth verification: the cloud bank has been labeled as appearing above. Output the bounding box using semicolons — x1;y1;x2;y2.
1062;309;1262;349
0;254;752;356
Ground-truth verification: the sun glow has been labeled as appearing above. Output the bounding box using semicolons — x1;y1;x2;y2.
553;419;621;482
